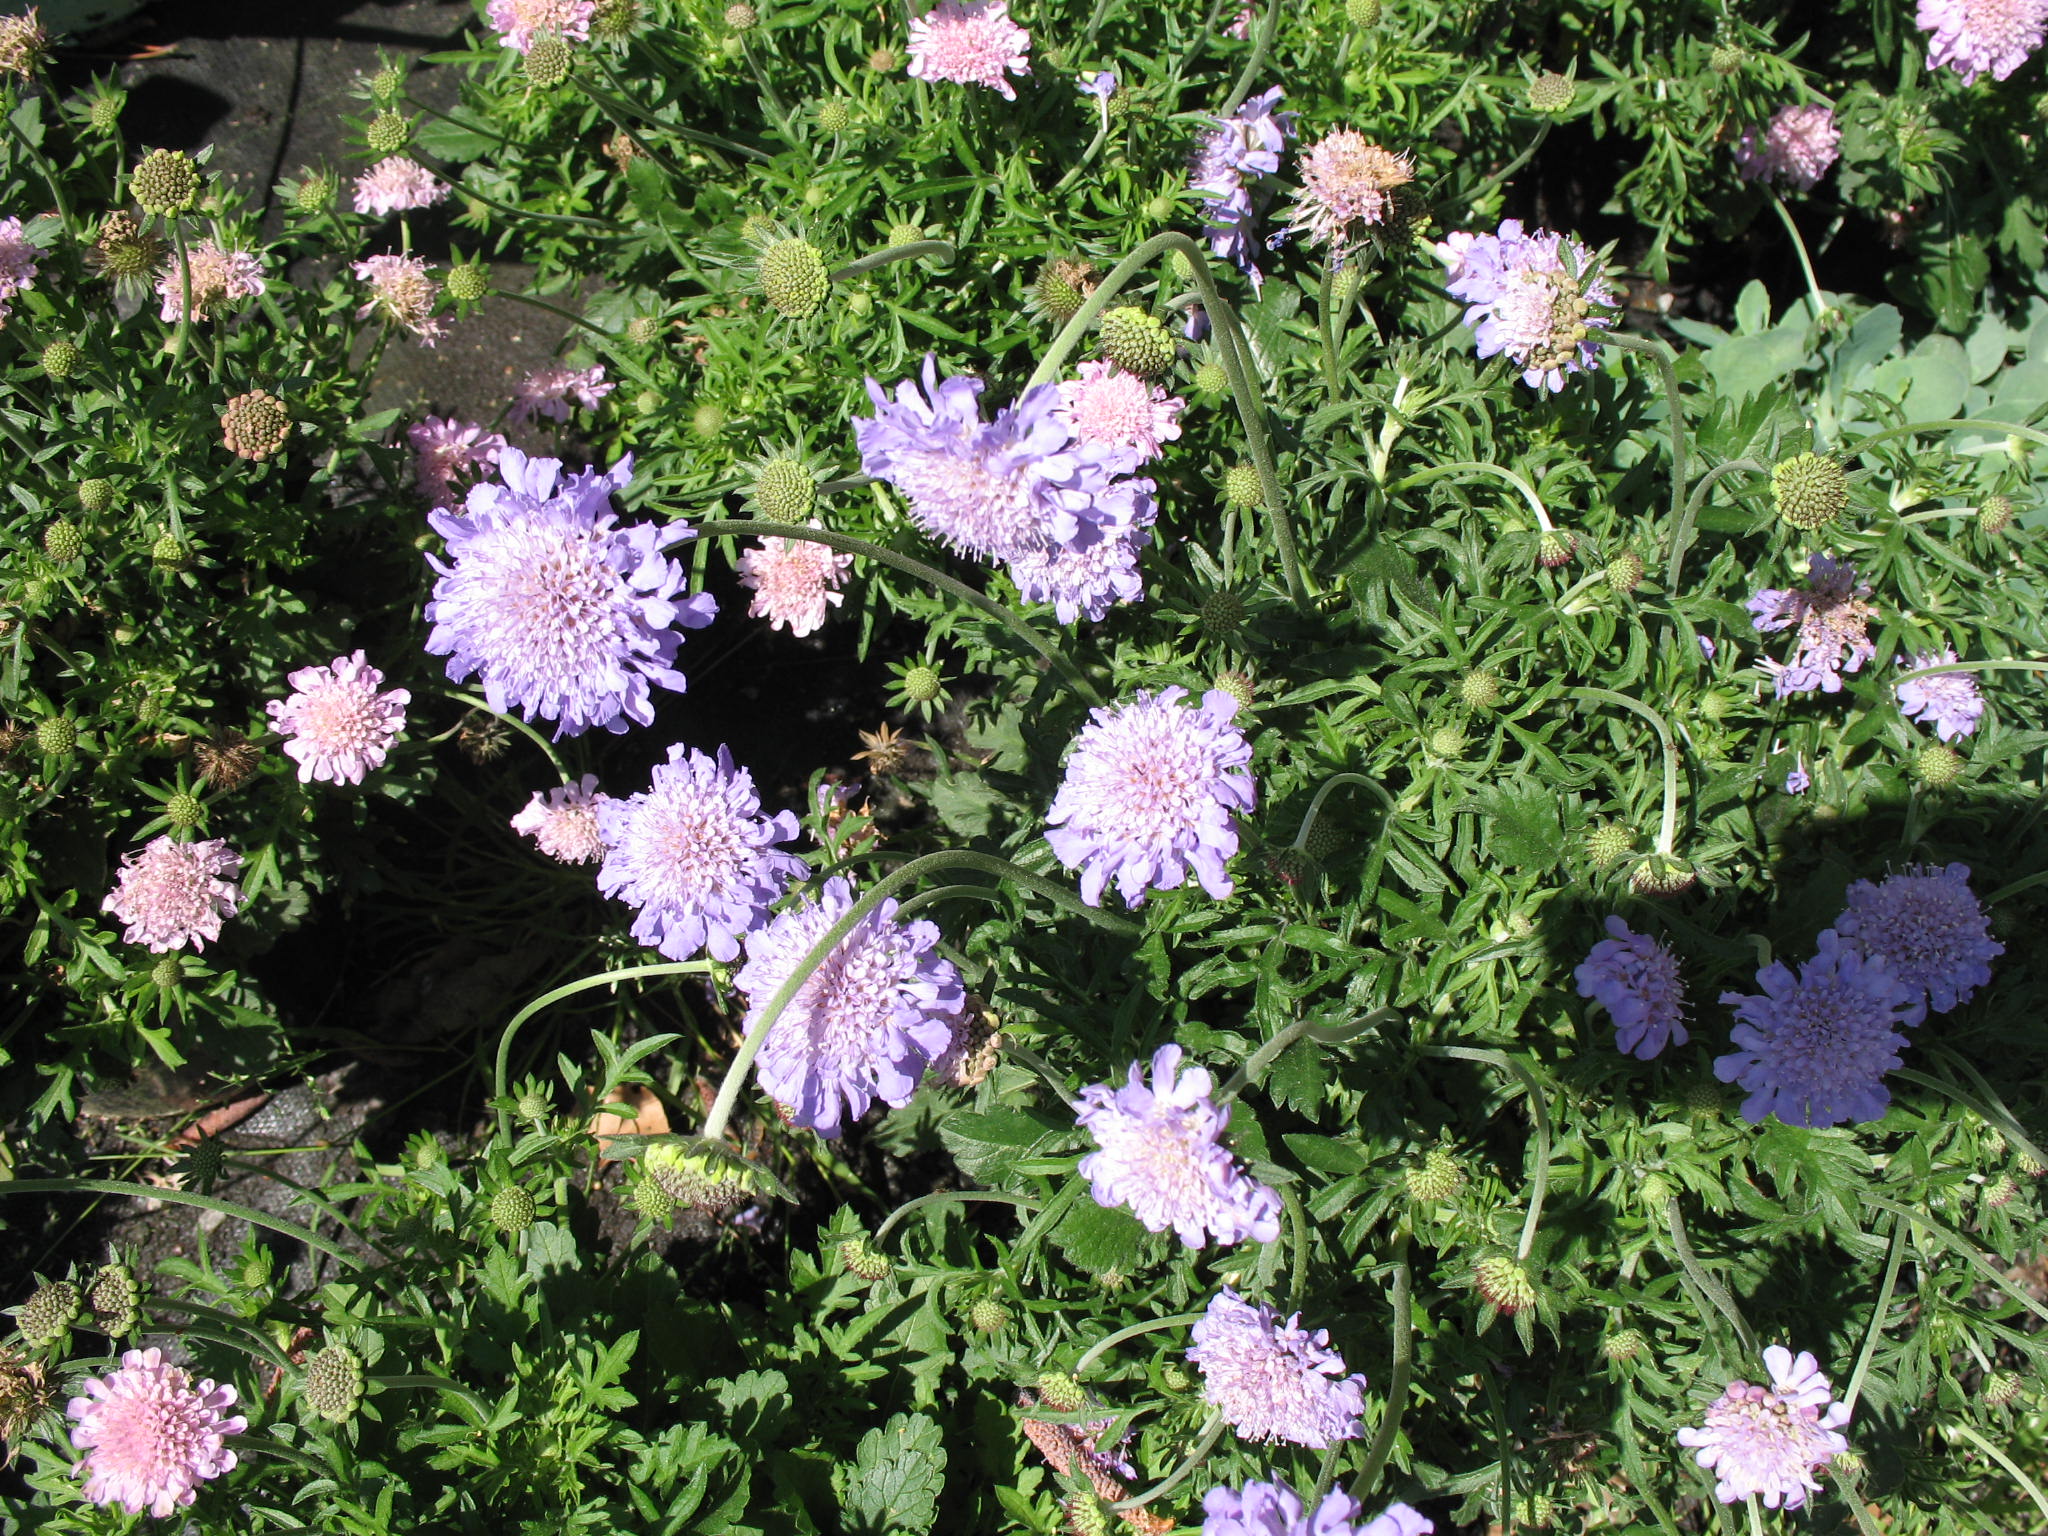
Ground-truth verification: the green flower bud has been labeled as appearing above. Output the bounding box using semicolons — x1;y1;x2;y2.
365;109;411;154
444;259;488;303
42;519;81;563
691;403;727;438
1199;589;1245;637
1031;257;1094;324
1458;668;1502;710
759;238;829;319
1161;1362;1195;1392
515;1090;551;1122
77;478;114;514
1709;43;1743;75
1772;453;1849;531
1601;1327;1646;1363
1914;742;1964;788
1067;1494;1113;1536
624;315;660;346
291;169;337;214
185;1135;225;1188
1979;494;2016;536
131;148;200;216
967;1297;1010;1333
86;1264;139;1336
1628;853;1697;898
1537;528;1575;567
1982;1173;2019;1209
523;35;574;89
1586;822;1636;869
1427;724;1468;760
902;665;943;704
1404;1148;1465;1203
242;1249;276;1292
1035;1372;1085;1412
1212;670;1255;713
151;531;190;570
634;388;662;414
88;94;122;132
490;1185;536;1235
17;1281;81;1348
590;0;641;42
40;339;80;380
368;65;407;102
219;389;292;462
740;212;777;244
752;458;816;522
1683;1079;1723;1115
1098;306;1175;379
1194;360;1229;393
1221;462;1263;509
840;1236;891;1282
1346;0;1381;23
1986;1370;2028;1408
163;792;203;830
815;98;853;132
151;954;183;989
631;1176;676;1223
1143;192;1177;222
1473;1253;1538;1315
1330;265;1364;305
34;717;75;756
303;1342;365;1422
1527;71;1576;114
1605;549;1645;593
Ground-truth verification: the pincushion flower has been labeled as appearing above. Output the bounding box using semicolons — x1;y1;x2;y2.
1714;929;1925;1127
487;0;595;52
1895;648;1984;740
1574;916;1689;1060
1436;219;1617;391
1045;686;1255;907
740;875;966;1137
1834;862;2002;1015
1187;1287;1367;1447
1677;1347;1851;1509
67;1347;247;1517
104;836;244;953
423;448;715;738
266;651;409;785
905;0;1030;99
1734;105;1840;193
738;524;854;637
1747;555;1877;698
1289;129;1413;257
1201;1479;1432;1536
352;155;446;217
1057;361;1184;461
595;744;806;963
509;363;614;424
155;240;265;322
1917;0;2048;82
511;774;609;865
352;253;446;347
1006;520;1153;624
1076;1043;1280;1246
408;415;506;510
0;214;38;319
1191;87;1296;284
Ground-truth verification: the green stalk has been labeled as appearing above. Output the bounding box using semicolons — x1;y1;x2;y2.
1;1179;363;1270
1663;1196;1756;1353
828;240;955;281
872;1189;1039;1249
1430;1046;1550;1260
1840;1214;1906;1418
1389;460;1556;533
1317;265;1342;397
1599;329;1690;540
1218;0;1281;116
1571;687;1683;857
5;104;73;231
1846;417;2048;458
1215;1009;1397;1102
1767;192;1831;324
1348;1235;1414;1502
370;1373;494;1423
1072;1310;1208;1378
169;220;194;363
1668;458;1765;591
1112;1412;1228;1511
1290;772;1399;853
1892;1063;2048;1172
1893;657;2048;688
1950;1420;2048;1527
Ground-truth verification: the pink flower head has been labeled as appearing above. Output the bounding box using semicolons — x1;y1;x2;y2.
352;253;447;347
1056;361;1184;462
265;650;410;785
509;363;615;425
103;837;244;953
155;240;266;323
0;214;38;314
1677;1347;1851;1509
352;156;447;217
1917;0;2048;83
1746;554;1877;698
67;1347;247;1517
738;523;853;637
487;0;595;52
511;773;610;864
1289;129;1414;256
906;0;1030;100
408;415;507;510
1734;104;1841;193
1226;3;1253;37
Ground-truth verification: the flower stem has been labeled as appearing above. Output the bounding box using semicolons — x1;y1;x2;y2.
1215;1009;1397;1103
1893;657;2048;687
1290;772;1400;853
169;220;193;364
444;690;572;784
370;1373;494;1423
0;1178;364;1270
1113;1411;1228;1511
1668;457;1765;592
1348;1233;1413;1503
829;240;955;281
1599;329;1690;540
873;1189;1039;1249
1948;1420;2048;1528
1767;193;1831;324
1840;1213;1906;1418
1571;687;1683;857
1846;417;2048;459
1072;1310;1208;1379
1389;460;1555;532
1429;1046;1549;1260
1218;0;1281;116
1663;1196;1757;1353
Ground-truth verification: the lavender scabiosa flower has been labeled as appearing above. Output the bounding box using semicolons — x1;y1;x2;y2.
740;875;965;1137
1917;0;2048;83
352;155;446;216
154;241;265;323
1201;1479;1433;1536
1574;916;1689;1060
595;744;806;963
487;0;596;52
1734;105;1840;192
408;415;506;510
423;448;715;738
104;837;244;953
905;0;1030;99
1045;687;1255;907
1785;755;1812;794
1835;863;2002;1015
1057;361;1184;462
1006;519;1154;624
1289;130;1414;258
1715;929;1925;1127
352;254;446;347
0;214;38;319
511;774;609;865
66;1347;246;1517
1747;555;1877;698
1677;1347;1851;1509
266;651;409;785
1436;219;1618;391
1074;1043;1281;1246
1895;648;1984;740
1190;87;1296;285
1187;1287;1367;1447
738;524;853;637
509;363;614;424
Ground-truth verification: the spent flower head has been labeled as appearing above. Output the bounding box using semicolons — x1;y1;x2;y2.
352;253;446;346
1288;129;1414;258
510;363;614;424
156;242;264;324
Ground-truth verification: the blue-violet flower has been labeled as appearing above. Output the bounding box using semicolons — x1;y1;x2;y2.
1746;555;1876;699
1834;862;2001;1015
1895;648;1984;741
1201;1478;1433;1536
1574;916;1689;1060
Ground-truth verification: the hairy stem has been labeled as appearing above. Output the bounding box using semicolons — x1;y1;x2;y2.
1571;687;1683;857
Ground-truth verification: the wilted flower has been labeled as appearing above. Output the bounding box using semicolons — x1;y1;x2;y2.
266;651;409;785
1045;687;1255;907
509;363;614;424
86;211;162;295
1895;648;1984;741
0;10;48;79
488;0;596;52
741;875;966;1137
1436;219;1618;392
1747;555;1877;698
1190;86;1296;284
1677;1346;1851;1509
1834;862;2002;1015
351;155;446;217
738;524;853;637
1289;129;1414;257
1574;916;1689;1060
1734;104;1841;192
1075;1043;1281;1246
1187;1287;1367;1447
66;1347;246;1518
1917;0;2048;83
1057;361;1184;461
1201;1479;1432;1536
352;253;446;346
154;241;265;323
104;837;244;953
594;744;806;962
408;415;506;510
905;0;1030;100
511;774;610;864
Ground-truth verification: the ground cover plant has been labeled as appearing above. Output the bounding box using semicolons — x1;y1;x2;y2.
4;0;2048;1530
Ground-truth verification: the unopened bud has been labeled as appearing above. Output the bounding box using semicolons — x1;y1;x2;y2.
759;238;829;319
1458;669;1502;710
1099;306;1175;379
40;340;80;380
1537;528;1574;567
1212;670;1255;713
445;259;488;303
1586;822;1635;869
816;98;853;132
1473;1254;1539;1315
840;1236;891;1282
1605;549;1645;593
365;109;411;154
1405;1148;1464;1203
902;665;943;703
967;1297;1011;1333
1035;1371;1086;1412
77;478;114;514
1986;1370;2028;1408
1914;742;1964;788
151;954;183;989
42;519;81;563
131;148;200;216
1194;360;1229;393
490;1185;536;1235
17;1281;81;1348
752;457;815;522
1600;1327;1646;1362
1629;853;1697;897
1979;494;2016;536
34;717;76;756
1527;71;1575;114
85;1264;139;1337
1771;453;1848;532
163;792;203;830
1221;462;1263;509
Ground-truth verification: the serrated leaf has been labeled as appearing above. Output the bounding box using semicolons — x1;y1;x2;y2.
836;1411;946;1536
1050;1183;1161;1275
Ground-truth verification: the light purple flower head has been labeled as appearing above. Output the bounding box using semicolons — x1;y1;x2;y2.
511;774;609;865
265;650;409;785
1834;862;2002;1015
1081;70;1118;99
1188;1287;1367;1447
0;214;39;310
352;155;445;217
487;0;595;53
1917;0;2048;83
1784;755;1812;795
1045;686;1256;907
1574;916;1689;1060
1006;513;1155;624
595;744;806;963
1190;87;1297;285
1746;554;1877;698
104;836;244;953
1715;929;1925;1127
740;875;965;1137
1202;1479;1432;1536
1075;1043;1281;1247
510;363;614;425
1734;104;1841;192
67;1346;247;1517
905;0;1031;99
409;415;506;511
1895;648;1984;741
423;448;715;739
1676;1346;1851;1509
1435;219;1618;392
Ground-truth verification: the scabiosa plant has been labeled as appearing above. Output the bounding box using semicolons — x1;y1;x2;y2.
352;254;446;347
1288;129;1414;260
905;0;1030;100
488;0;596;52
66;1348;246;1518
103;836;244;953
1190;86;1296;284
1201;1479;1433;1536
737;524;853;637
1574;916;1689;1060
1676;1347;1852;1509
422;448;715;738
1044;687;1255;907
1435;219;1618;392
1074;1043;1281;1247
1733;105;1841;192
1746;555;1877;698
265;651;409;785
740;875;966;1137
511;775;610;863
408;415;506;510
1714;929;1925;1127
154;241;264;323
1917;0;2048;83
509;363;614;424
351;155;446;216
1834;863;2002;1015
594;744;806;962
1187;1287;1368;1447
1056;361;1185;462
1895;648;1985;740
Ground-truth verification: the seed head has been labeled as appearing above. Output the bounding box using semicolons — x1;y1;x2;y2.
444;259;488;303
1601;1327;1646;1363
1404;1148;1464;1203
131;148;201;216
1346;0;1381;22
1200;589;1246;637
220;389;292;461
1098;306;1175;379
1978;494;2015;535
840;1236;892;1283
1537;528;1575;567
752;457;816;522
967;1297;1011;1333
89;211;164;281
1605;549;1645;592
867;44;899;70
1772;453;1848;531
489;1186;536;1235
85;1265;139;1337
643;1140;766;1214
1459;668;1502;710
1030;257;1095;323
150;954;183;989
303;1343;365;1422
34;717;75;756
1985;1371;2027;1408
184;1135;225;1188
524;34;573;88
88;94;122;132
163;792;203;830
1914;742;1965;788
725;1;757;26
630;1177;676;1224
1586;822;1636;869
1035;1371;1086;1412
42;518;81;563
40;340;79;380
1427;724;1468;760
1212;669;1255;713
590;0;641;41
902;664;944;703
77;478;114;514
195;729;261;790
759;238;829;319
365;109;411;154
1684;1078;1723;1115
18;1280;81;1348
1473;1254;1538;1315
1222;462;1263;509
1629;853;1697;897
1194;360;1229;393
0;1347;49;1448
1527;71;1576;113
0;10;49;79
151;531;190;569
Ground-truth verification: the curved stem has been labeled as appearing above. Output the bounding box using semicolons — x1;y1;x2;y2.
1862;1193;2048;1328
1281;1182;1310;1304
1291;772;1399;853
1949;1420;2048;1527
1317;265;1341;398
1892;1064;2048;1174
829;240;955;281
497;288;616;345
1894;657;2048;687
169;220;193;365
1847;417;2048;459
873;1189;1038;1249
1004;1041;1082;1112
1218;0;1280;116
1599;330;1690;536
1390;460;1554;532
1217;1009;1397;1102
370;1373;494;1423
1073;1311;1208;1380
444;691;570;784
0;1179;362;1270
1767;193;1831;323
1664;1196;1757;1353
1572;687;1682;856
492;961;714;1139
1841;1214;1906;1419
1461;120;1551;210
1669;458;1765;591
1112;1411;1228;1510
1348;1234;1413;1503
892;883;1005;918
1429;1046;1550;1260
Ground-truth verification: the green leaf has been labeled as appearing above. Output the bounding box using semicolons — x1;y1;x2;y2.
936;1106;1075;1184
714;1368;790;1446
1049;1182;1161;1275
836;1411;947;1536
414;110;501;163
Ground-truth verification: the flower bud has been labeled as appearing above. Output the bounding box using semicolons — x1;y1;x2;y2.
17;1281;81;1348
163;791;203;830
151;954;184;989
1200;589;1245;637
490;1185;536;1235
1194;360;1229;393
591;0;641;41
303;1343;365;1422
725;1;757;25
185;1135;225;1188
1030;256;1094;323
1346;0;1381;23
1585;822;1635;869
1099;306;1175;379
1526;71;1575;113
903;665;943;704
1913;742;1964;788
77;478;114;514
1067;1494;1113;1536
759;238;829;319
1985;1370;2027;1408
1600;1327;1646;1362
1472;1254;1538;1316
88;93;122;132
131;148;201;216
1978;494;2016;535
1404;1148;1464;1203
967;1297;1011;1333
515;1089;551;1122
40;340;80;380
752;457;816;522
1212;669;1255;713
291;169;337;214
631;1176;676;1224
1982;1173;2019;1209
1221;462;1263;509
1771;453;1848;532
1458;668;1502;710
691;402;727;438
445;259;488;303
1035;1371;1086;1412
1683;1080;1723;1115
85;1264;139;1337
365;109;411;154
1537;528;1574;567
840;1236;891;1282
1709;43;1744;74
523;35;573;88
220;389;292;462
1605;550;1645;593
34;717;76;756
42;519;81;563
816;98;852;132
1427;724;1468;760
1628;853;1697;897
